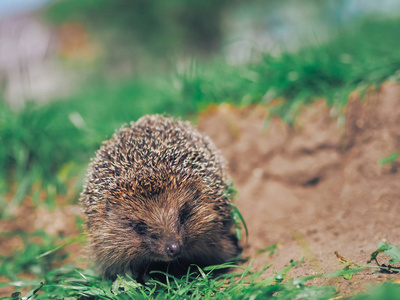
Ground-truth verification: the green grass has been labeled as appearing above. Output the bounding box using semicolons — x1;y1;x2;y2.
0;231;68;282
1;236;399;299
1;247;399;300
0;256;356;299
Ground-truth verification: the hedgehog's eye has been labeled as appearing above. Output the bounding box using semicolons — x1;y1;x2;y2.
132;222;147;235
150;234;160;240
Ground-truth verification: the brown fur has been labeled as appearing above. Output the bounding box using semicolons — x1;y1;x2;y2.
81;115;240;280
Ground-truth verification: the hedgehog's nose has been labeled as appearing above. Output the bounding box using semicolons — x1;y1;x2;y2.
165;241;182;258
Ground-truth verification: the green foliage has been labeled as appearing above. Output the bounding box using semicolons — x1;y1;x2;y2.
224;180;248;242
368;242;400;265
0;231;67;281
169;18;400;125
256;243;278;256
44;0;228;60
4;258;394;300
0;100;92;210
342;266;354;280
378;152;399;166
2;259;339;300
36;233;86;260
334;243;400;277
248;18;400;122
2;241;400;298
349;281;400;300
230;203;248;242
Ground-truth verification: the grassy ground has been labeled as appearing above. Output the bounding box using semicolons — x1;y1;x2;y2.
1;16;400;299
1;242;400;299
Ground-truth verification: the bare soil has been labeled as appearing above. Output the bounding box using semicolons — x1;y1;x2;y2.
1;83;400;297
198;82;400;295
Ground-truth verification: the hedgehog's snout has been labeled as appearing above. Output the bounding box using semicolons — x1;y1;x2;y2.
165;240;182;259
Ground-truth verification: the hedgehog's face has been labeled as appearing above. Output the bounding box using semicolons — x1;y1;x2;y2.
127;218;183;262
105;182;222;262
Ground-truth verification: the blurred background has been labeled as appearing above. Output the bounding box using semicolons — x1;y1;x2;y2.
1;0;400;108
0;0;398;193
1;0;400;202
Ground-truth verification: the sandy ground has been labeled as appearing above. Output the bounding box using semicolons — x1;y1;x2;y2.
198;82;400;295
1;83;400;297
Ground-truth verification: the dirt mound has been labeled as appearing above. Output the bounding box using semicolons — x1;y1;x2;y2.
198;82;400;295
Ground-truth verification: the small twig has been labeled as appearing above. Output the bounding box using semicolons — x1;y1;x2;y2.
334;251;354;266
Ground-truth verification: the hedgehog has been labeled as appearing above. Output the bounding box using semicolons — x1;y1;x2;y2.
80;114;241;281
